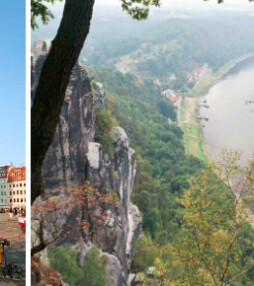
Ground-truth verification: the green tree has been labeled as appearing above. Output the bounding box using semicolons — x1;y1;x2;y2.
49;244;109;286
48;244;83;286
132;235;158;272
80;247;109;286
31;0;63;29
156;151;254;285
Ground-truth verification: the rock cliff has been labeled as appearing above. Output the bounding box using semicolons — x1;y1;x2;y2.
32;41;142;285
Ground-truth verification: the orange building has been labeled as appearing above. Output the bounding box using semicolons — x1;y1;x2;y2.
8;166;26;210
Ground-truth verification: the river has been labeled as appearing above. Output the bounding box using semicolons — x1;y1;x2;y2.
200;57;254;164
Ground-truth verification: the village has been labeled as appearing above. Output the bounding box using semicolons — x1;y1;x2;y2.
158;64;210;124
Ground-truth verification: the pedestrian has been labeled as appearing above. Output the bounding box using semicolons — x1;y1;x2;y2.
9;207;13;220
14;207;18;217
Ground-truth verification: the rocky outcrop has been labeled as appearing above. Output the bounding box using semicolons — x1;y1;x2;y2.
92;81;106;109
32;41;142;285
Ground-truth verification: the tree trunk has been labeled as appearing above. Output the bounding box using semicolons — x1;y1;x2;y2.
31;0;95;203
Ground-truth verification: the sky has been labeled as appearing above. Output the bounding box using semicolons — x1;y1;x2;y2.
45;0;254;24
0;1;26;166
96;0;253;8
48;0;254;11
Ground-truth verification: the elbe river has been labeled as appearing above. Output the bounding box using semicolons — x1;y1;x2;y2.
200;57;254;165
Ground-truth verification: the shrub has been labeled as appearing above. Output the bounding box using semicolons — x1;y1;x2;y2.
48;245;109;286
131;235;158;273
48;244;82;286
95;107;117;158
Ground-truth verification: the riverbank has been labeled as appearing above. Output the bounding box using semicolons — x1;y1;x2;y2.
191;53;254;97
180;53;254;163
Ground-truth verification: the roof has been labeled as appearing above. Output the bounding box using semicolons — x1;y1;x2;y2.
169;95;178;103
8;167;26;182
0;165;12;179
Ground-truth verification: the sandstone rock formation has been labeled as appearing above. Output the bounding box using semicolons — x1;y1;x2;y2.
32;41;142;285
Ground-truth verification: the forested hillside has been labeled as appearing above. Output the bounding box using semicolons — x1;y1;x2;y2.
91;67;203;240
90;66;254;284
83;10;254;91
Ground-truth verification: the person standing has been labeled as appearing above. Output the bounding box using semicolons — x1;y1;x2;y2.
9;207;13;220
14;207;18;217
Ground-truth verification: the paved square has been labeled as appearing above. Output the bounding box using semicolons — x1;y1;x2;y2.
0;213;25;285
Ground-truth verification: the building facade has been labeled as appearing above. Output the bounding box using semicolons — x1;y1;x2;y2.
0;165;13;207
8;166;26;210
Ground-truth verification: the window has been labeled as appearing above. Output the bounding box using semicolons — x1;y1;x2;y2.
20;190;22;195
24;183;26;187
24;190;26;194
14;199;16;202
10;191;12;195
9;184;11;188
21;198;23;203
17;190;19;195
16;184;18;187
20;183;22;187
13;191;15;195
13;184;15;187
25;198;26;202
17;198;19;203
10;199;12;203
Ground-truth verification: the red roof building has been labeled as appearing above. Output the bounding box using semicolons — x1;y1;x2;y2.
8;166;26;182
0;165;12;179
169;95;178;104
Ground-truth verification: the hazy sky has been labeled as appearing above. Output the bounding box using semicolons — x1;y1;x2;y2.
96;0;251;6
48;0;254;18
0;1;25;166
95;0;254;10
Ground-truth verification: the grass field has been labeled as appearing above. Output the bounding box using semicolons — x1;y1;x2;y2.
180;97;208;164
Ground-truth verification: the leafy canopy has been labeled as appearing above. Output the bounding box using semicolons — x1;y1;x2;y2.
31;0;63;29
48;245;109;286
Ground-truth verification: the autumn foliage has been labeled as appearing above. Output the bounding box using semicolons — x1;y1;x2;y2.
31;182;118;255
156;151;254;286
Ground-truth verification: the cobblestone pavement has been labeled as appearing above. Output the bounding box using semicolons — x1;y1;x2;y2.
0;213;25;285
